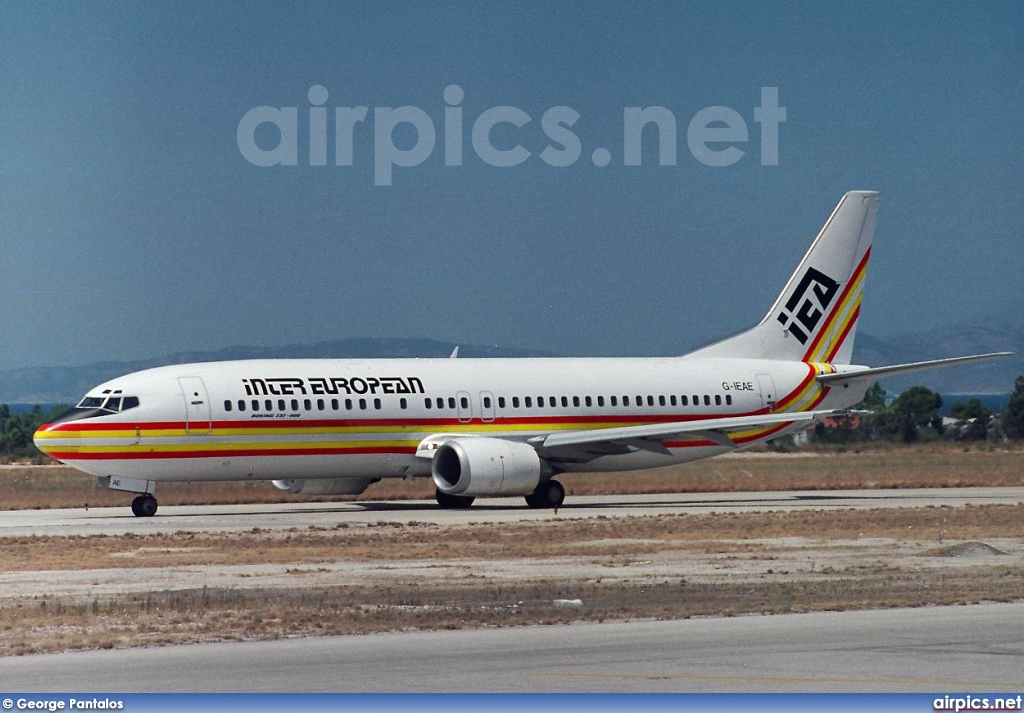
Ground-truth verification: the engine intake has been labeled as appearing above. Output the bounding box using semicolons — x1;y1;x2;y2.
431;438;542;497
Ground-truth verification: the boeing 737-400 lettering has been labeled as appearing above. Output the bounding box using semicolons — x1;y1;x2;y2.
33;192;1010;516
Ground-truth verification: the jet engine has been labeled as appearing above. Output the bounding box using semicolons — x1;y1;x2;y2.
271;477;378;495
431;438;543;497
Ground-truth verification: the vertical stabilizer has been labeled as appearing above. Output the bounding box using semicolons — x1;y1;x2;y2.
685;191;878;364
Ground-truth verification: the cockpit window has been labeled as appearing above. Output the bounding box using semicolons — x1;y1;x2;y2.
51;394;141;425
73;395;141;414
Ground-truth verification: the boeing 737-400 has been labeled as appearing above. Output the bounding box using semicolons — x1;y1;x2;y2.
33;191;1009;516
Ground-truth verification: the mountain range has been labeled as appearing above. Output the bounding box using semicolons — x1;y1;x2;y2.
1;322;1020;404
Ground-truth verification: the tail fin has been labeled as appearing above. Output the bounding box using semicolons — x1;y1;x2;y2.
685;190;879;364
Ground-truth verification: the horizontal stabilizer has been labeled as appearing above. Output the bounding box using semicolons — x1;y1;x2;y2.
817;352;1012;387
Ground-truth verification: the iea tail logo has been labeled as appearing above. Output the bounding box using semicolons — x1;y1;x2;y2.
776;267;840;344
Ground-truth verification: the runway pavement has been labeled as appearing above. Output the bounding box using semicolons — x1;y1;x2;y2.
1;603;1022;692
1;487;1022;537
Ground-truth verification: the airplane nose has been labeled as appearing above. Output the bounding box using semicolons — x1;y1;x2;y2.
33;423;56;456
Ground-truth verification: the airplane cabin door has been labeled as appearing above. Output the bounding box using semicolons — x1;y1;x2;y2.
756;373;777;412
179;376;212;435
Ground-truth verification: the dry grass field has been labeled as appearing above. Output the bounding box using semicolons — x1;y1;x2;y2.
1;444;1022;656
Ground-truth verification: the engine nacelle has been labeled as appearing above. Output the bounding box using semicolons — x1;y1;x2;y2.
271;478;378;495
431;438;542;497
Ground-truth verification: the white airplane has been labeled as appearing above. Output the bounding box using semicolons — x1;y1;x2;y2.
34;191;1009;516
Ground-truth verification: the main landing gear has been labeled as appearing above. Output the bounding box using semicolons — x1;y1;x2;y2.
435;489;475;509
525;479;565;509
433;478;566;510
130;494;158;517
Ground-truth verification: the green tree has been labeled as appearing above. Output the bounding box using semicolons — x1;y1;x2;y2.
857;382;887;411
948;398;993;441
891;386;943;443
1003;376;1024;440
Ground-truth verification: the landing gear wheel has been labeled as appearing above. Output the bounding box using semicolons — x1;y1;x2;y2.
525;479;565;509
435;489;475;509
131;495;158;518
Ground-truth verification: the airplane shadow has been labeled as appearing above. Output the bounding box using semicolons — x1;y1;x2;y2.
93;490;997;521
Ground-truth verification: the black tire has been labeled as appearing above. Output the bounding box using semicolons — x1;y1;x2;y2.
435;489;475;509
133;495;158;518
525;479;565;509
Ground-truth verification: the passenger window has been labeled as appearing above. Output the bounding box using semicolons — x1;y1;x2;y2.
647;395;654;406
237;400;246;412
726;394;733;406
278;399;286;411
317;399;325;411
693;395;700;406
331;399;339;410
659;395;666;407
498;397;506;408
400;398;407;409
483;396;492;408
436;398;444;409
252;400;260;412
304;399;312;411
715;395;722;406
681;395;688;406
460;396;469;409
224;400;232;412
584;396;592;407
448;397;456;409
597;395;605;407
669;395;676;406
561;396;568;407
573;396;580;407
359;399;367;410
610;396;617;406
623;396;630;406
704;395;711;406
345;399;353;410
374;398;382;409
265;399;273;411
425;398;432;409
525;396;532;408
513;396;520;408
291;399;299;411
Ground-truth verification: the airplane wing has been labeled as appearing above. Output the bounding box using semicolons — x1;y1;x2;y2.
527;410;833;462
816;352;1012;389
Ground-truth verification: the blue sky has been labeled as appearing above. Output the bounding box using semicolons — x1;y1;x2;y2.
1;1;1021;368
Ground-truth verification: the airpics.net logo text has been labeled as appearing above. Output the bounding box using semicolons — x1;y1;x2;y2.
236;85;786;186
